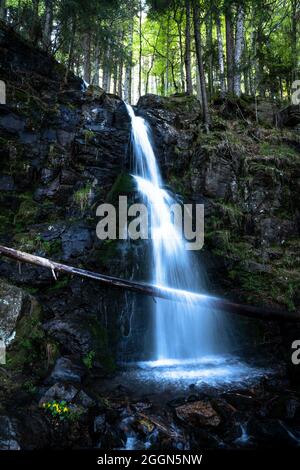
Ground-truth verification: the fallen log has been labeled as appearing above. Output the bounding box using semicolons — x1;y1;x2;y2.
0;244;299;323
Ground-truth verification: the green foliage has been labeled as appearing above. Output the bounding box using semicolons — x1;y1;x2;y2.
83;350;96;369
73;184;92;212
43;400;71;421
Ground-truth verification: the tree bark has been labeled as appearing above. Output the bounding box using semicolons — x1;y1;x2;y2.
92;37;100;86
0;0;6;20
215;8;226;96
138;0;143;98
206;9;214;100
192;0;210;131
233;3;245;96
225;4;234;94
291;0;298;83
64;17;76;83
43;0;53;50
124;18;134;103
83;31;91;84
0;245;299;323
184;0;193;95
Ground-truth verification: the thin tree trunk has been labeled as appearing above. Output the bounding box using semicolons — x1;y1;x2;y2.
0;0;6;20
113;63;118;95
117;30;124;98
175;8;185;92
83;31;91;84
102;38;111;92
192;0;210;131
233;4;245;96
184;0;193;95
92;37;100;86
64;17;76;83
225;5;234;94
165;12;171;95
215;9;226;96
43;0;53;50
124;18;134;103
291;0;298;82
138;0;143;98
206;9;214;99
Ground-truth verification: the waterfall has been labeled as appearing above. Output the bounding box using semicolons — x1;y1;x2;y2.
126;104;228;363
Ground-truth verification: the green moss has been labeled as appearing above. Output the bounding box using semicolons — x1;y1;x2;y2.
87;319;116;373
46;276;70;292
6;299;46;372
15;197;39;226
107;173;135;202
260;142;299;159
73;184;92;212
83;350;95;369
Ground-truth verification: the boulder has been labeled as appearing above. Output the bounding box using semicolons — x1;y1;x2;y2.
0;279;24;344
175;400;221;427
0;416;20;450
48;357;85;384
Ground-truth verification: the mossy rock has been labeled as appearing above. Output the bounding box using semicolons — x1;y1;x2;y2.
106;173;136;202
15;197;39;226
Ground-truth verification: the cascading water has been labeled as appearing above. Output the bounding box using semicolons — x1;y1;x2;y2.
126;104;229;363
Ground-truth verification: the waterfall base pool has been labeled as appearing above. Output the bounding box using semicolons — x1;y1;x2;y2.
116;354;272;392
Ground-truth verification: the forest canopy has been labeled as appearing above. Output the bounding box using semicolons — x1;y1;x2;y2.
0;0;299;113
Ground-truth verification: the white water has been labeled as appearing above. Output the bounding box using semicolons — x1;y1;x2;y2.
127;105;229;361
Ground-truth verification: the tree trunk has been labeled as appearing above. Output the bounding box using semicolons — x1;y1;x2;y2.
102;38;111;92
138;0;143;98
291;0;298;82
233;4;245;96
64;17;76;83
43;0;53;50
1;245;299;323
0;0;6;20
92;37;100;86
113;63;118;95
165;12;171;95
83;31;91;84
206;10;214;100
192;0;210;131
184;0;193;95
124;18;134;103
225;5;234;94
215;9;226;96
175;8;185;92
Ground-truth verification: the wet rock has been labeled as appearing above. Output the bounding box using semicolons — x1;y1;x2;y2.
0;416;20;450
76;390;95;408
0;175;16;191
247;417;299;446
44;318;93;355
61;224;94;260
94;414;106;434
39;382;78;406
175;400;221;427
0;279;24;343
48;357;84;384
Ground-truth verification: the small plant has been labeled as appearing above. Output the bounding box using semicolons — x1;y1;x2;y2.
73;184;92;212
43;400;70;420
83;350;95;369
83;129;95;148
